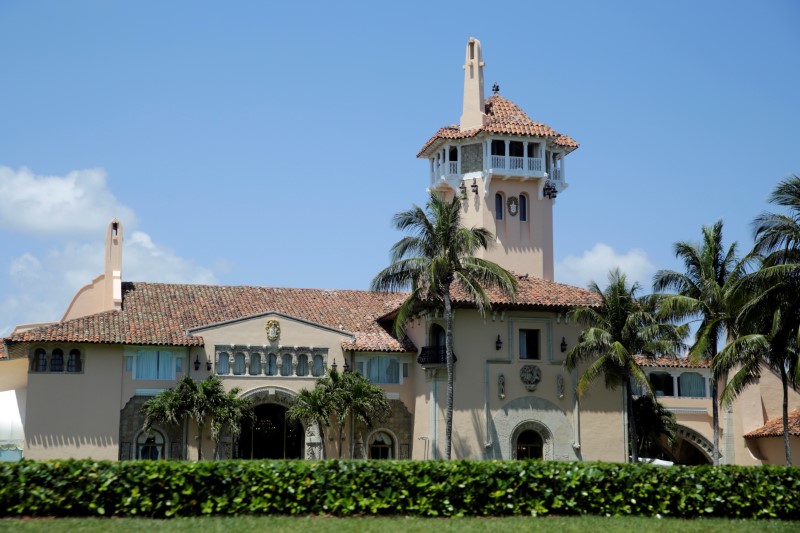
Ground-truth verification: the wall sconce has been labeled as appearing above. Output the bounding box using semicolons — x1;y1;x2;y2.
331;359;338;372
343;360;351;373
495;335;502;351
206;360;212;371
459;182;467;197
561;337;568;353
471;178;479;195
194;355;201;371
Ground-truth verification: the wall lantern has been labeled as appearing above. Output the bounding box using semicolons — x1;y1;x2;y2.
561;337;568;353
495;335;503;351
194;355;201;371
471;178;479;195
343;360;351;373
331;359;338;372
459;182;467;197
206;359;213;371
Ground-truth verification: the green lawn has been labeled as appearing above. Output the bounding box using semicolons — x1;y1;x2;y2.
0;516;795;533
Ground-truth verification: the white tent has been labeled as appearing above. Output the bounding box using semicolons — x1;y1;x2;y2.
0;389;25;461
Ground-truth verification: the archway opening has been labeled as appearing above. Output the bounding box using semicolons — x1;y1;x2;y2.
137;430;166;460
671;438;712;465
516;429;543;459
237;403;304;459
368;431;394;459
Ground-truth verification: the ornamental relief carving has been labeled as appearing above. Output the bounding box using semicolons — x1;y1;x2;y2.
520;364;542;391
506;196;519;217
265;320;281;342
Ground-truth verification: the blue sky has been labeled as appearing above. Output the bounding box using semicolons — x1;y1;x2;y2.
1;1;798;335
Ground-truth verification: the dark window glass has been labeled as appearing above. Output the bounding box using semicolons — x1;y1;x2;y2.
50;349;64;372
34;348;47;372
495;193;504;220
519;329;540;360
520;195;528;221
650;372;674;397
67;349;82;372
491;139;505;156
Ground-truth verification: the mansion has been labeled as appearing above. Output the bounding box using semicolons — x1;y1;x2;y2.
1;38;798;465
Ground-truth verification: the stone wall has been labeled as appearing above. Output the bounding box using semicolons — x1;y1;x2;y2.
118;395;185;460
461;143;483;173
354;399;413;459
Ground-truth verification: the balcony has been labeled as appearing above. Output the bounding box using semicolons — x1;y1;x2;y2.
418;346;457;367
490;155;545;175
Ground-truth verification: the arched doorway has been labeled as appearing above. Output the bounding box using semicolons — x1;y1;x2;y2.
516;429;544;459
237;403;304;459
136;429;166;460
368;430;396;459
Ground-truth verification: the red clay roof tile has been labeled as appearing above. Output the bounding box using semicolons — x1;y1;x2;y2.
417;94;578;157
634;355;711;369
744;409;800;438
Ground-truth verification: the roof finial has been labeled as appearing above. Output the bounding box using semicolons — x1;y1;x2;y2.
492;82;499;94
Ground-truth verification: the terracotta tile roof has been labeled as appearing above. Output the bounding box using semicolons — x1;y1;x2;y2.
417;94;578;157
634;355;711;369
0;340;7;360
744;409;800;439
450;275;601;309
6;282;412;352
6;277;600;353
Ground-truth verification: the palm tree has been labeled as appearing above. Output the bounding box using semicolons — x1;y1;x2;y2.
371;192;517;460
209;386;253;460
632;395;677;460
287;384;334;459
142;375;250;460
287;368;391;458
652;220;747;465
565;269;686;463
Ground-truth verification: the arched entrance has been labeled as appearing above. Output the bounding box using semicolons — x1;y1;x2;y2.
237;403;304;459
516;430;544;459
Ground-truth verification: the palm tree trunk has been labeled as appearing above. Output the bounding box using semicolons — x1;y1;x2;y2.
444;286;455;460
626;380;639;463
711;377;720;466
781;364;792;466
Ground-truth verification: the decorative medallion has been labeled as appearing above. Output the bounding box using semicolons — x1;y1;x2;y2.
520;364;542;391
265;320;281;342
507;196;519;217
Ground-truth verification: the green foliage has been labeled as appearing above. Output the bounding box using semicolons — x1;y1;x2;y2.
632;396;677;458
287;369;390;459
0;460;798;519
142;376;252;460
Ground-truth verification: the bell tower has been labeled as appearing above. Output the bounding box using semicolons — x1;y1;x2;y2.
417;37;578;281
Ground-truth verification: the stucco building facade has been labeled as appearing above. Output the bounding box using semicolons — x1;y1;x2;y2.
1;38;797;465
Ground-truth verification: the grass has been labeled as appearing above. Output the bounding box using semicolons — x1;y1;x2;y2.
0;516;795;533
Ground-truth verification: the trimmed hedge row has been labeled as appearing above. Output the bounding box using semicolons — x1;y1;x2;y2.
0;459;798;519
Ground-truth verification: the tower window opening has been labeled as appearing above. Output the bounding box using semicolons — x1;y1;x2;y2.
495;193;504;220
448;146;458;161
527;144;540;158
509;142;524;157
519;195;528;222
469;42;475;60
112;222;118;236
491;140;505;156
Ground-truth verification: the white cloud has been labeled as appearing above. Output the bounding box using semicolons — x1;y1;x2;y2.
0;164;218;336
0;166;136;236
556;243;656;290
0;231;217;336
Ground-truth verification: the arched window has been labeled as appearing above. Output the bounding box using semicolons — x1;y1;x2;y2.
430;324;446;347
519;194;528;222
136;430;165;460
266;354;278;376
312;355;325;377
650;372;674;397
249;353;262;375
32;348;48;372
217;352;230;375
495;193;504;220
50;349;64;372
369;431;394;459
296;355;309;377
67;349;82;373
516;430;543;459
281;354;293;376
233;353;246;375
679;372;706;397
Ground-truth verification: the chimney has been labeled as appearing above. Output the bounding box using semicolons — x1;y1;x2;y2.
459;37;486;132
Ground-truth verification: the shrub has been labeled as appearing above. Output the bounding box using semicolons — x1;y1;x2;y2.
0;459;797;519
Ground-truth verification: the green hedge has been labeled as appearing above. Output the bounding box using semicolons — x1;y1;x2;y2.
0;460;797;519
